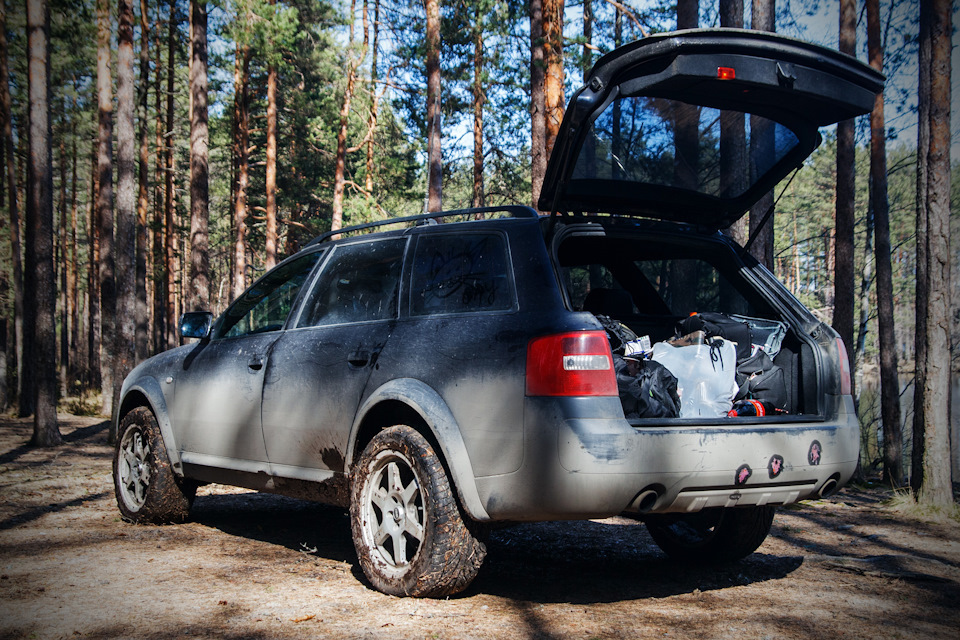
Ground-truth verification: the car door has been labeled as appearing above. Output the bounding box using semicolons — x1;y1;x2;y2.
539;28;884;228
260;237;407;476
171;250;323;469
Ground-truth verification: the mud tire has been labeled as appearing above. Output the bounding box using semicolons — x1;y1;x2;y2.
113;406;195;524
646;506;775;563
350;425;486;597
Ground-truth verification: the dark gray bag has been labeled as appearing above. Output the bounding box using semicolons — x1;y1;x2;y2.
616;356;681;419
734;351;787;411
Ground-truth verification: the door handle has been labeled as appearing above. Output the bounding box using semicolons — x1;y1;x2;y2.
248;359;263;371
347;350;371;368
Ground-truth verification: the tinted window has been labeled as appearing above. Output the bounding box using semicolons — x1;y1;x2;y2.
572;97;798;199
215;251;323;339
411;233;515;316
558;235;766;319
297;238;405;327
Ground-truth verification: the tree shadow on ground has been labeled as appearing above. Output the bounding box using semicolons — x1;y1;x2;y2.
777;506;960;569
190;492;357;565
0;491;110;531
190;493;803;604
0;419;110;466
471;519;803;604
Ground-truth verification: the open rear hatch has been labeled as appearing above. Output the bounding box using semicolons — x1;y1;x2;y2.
539;28;884;229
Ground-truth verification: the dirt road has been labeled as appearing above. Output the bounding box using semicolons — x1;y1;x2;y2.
1;414;959;639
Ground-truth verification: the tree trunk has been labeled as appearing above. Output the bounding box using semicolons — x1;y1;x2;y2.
68;112;79;379
854;206;874;400
135;0;150;360
611;8;621;181
719;0;746;245
58;129;67;396
582;0;592;80
87;137;101;390
677;0;698;28
0;4;24;412
911;1;931;496
164;0;177;347
25;0;60;445
748;0;775;271
674;0;699;191
115;0;138;426
529;0;545;208
542;0;564;159
424;0;442;212
97;0;117;419
332;0;358;232
471;8;484;209
264;0;278;267
152;13;165;351
834;0;857;400
188;0;209;309
365;0;379;196
668;0;701;312
364;0;380;196
866;0;902;487
915;0;953;507
232;43;250;301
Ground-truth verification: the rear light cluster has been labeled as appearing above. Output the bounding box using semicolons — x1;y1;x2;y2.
836;337;852;396
526;331;617;397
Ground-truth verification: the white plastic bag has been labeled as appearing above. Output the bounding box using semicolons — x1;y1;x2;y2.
652;339;739;418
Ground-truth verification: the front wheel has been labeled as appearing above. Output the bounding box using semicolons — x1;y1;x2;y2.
113;406;195;524
350;426;486;597
646;506;775;563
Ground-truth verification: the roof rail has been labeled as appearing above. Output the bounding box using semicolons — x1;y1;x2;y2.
303;205;540;248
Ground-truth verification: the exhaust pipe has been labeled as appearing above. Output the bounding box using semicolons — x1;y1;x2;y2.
632;488;660;513
818;476;840;498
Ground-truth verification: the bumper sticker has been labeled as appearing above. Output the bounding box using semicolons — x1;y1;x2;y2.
808;440;822;466
735;464;752;486
768;454;784;478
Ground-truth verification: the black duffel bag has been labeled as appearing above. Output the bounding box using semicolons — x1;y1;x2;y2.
676;312;753;361
615;356;681;419
734;350;788;410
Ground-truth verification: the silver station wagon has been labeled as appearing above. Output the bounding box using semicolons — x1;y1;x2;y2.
113;29;883;597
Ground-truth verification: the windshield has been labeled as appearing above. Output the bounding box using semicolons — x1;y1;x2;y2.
571;96;800;200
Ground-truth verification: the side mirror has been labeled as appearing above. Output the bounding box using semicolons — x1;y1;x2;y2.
179;311;213;341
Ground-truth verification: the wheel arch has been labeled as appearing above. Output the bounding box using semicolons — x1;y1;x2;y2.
348;378;490;522
116;378;183;474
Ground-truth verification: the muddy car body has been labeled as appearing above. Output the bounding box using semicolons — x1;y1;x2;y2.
113;29;883;597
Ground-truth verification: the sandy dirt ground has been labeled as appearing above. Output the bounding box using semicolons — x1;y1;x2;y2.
1;413;959;640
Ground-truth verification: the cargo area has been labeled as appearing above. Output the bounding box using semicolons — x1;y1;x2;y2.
554;226;823;422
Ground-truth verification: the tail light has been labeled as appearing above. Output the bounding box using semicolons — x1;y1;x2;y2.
836;337;852;396
526;331;617;397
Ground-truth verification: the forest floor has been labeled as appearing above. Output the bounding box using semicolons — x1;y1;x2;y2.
1;413;959;640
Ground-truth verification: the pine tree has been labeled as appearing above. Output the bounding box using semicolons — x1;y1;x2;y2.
24;0;59;445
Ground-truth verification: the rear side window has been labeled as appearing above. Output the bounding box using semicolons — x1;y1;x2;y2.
410;233;515;316
297;238;405;327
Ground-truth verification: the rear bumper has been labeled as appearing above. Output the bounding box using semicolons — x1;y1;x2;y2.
473;395;858;521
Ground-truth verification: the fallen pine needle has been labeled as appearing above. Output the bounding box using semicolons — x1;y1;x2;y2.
291;614;316;623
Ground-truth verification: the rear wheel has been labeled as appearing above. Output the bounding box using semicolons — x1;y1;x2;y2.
646;506;775;563
350;425;486;597
113;407;195;524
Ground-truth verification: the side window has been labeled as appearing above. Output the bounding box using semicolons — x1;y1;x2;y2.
410;233;515;316
297;238;405;328
214;251;322;339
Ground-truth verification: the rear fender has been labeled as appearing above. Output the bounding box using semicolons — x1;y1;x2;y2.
348;378;490;521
